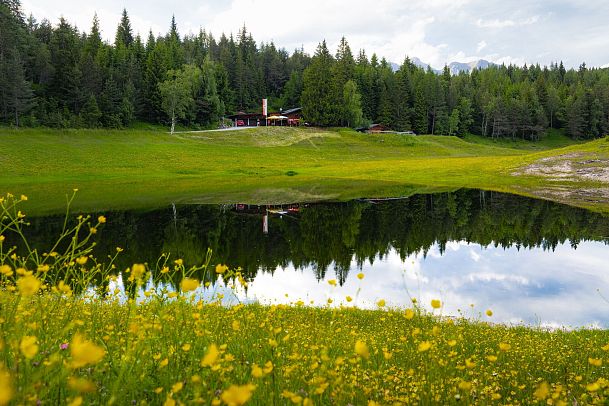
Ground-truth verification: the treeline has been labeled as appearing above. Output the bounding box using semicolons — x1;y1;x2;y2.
1;1;609;139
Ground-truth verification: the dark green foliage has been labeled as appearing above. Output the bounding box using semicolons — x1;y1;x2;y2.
0;3;608;140
301;41;340;126
80;94;101;127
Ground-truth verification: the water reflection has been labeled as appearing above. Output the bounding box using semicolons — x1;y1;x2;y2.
21;189;609;327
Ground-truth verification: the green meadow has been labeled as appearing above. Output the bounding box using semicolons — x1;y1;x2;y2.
1;127;608;214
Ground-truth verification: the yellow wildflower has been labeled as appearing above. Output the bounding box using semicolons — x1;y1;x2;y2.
263;361;273;374
533;382;550;400
588;358;602;366
586;382;600;392
20;336;38;359
377;299;386;307
405;308;414;320
70;334;105;368
182;344;191;352
76;256;88;265
98;215;106;224
67;396;83;406
431;299;442;309
0;364;12;406
68;377;96;393
201;344;219;367
221;384;255;406
356;272;365;280
171;382;183;393
0;265;12;277
346;296;353;302
418;341;432;352
355;340;370;359
174;259;184;266
499;342;511;351
37;264;50;273
458;381;472;391
327;279;337;286
486;355;498;362
181;278;199;292
216;264;228;274
17;275;41;296
486;309;493;317
57;281;72;296
251;364;263;378
131;263;146;279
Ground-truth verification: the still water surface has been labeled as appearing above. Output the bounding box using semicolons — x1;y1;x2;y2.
23;189;609;328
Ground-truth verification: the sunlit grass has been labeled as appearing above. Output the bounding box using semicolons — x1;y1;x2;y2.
2;127;607;215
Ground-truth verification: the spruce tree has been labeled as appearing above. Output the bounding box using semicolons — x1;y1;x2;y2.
301;40;339;126
115;9;133;47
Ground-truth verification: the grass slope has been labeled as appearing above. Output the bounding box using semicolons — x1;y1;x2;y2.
0;127;607;214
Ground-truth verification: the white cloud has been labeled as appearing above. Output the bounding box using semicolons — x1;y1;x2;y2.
476;15;539;29
19;0;609;69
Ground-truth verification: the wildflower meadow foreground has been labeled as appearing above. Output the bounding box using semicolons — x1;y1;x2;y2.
1;194;608;405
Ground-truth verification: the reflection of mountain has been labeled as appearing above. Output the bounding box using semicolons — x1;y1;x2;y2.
21;190;609;283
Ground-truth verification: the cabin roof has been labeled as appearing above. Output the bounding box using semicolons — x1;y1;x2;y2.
282;107;302;115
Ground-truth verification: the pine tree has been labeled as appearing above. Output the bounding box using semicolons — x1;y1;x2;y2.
80;94;101;127
413;87;428;134
3;48;34;126
115;9;133;47
48;17;81;112
343;80;363;128
301;40;339;126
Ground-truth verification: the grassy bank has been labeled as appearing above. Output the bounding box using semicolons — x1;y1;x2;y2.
1;127;608;214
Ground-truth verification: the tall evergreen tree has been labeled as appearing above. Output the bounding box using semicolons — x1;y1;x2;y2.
115;8;133;47
301;41;339;126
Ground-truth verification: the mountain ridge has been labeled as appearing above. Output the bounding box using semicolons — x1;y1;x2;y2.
389;58;496;75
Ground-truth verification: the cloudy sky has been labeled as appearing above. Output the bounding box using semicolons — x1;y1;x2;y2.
22;0;609;69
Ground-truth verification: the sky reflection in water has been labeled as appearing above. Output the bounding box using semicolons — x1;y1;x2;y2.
240;241;609;329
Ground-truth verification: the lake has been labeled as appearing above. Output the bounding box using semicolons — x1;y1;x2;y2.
18;189;609;328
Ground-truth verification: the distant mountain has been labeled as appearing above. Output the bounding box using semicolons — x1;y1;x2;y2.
389;58;496;75
411;57;437;72
448;59;496;75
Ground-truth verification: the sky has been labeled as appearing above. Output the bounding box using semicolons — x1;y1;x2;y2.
21;0;609;69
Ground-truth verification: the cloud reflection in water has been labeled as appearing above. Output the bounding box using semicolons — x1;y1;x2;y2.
244;241;609;329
